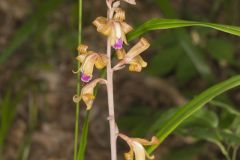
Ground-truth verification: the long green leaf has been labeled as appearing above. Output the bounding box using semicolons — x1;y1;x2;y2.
128;18;240;41
148;75;240;153
77;111;90;160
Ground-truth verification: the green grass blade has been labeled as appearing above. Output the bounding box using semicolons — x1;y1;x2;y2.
128;18;240;41
147;75;240;153
77;111;90;160
0;92;17;149
74;0;83;159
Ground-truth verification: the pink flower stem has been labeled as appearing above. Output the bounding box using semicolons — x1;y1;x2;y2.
106;2;117;160
107;40;117;160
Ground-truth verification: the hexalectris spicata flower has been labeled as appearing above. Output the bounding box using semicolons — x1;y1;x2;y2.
74;44;108;82
73;78;107;110
114;37;150;72
93;8;133;49
119;133;160;160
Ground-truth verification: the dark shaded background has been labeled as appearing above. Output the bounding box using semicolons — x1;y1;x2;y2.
0;0;240;160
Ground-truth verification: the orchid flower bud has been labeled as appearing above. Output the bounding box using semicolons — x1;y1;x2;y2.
74;45;108;82
119;134;160;160
73;78;107;110
114;38;150;72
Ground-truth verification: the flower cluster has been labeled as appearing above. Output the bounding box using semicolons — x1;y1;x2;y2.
73;0;159;159
74;44;108;82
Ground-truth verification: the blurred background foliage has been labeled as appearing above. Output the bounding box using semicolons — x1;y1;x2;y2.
0;0;239;159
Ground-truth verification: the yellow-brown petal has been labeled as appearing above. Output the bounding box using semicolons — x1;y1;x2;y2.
114;8;126;22
129;63;142;72
77;44;88;54
131;141;146;160
121;22;133;34
81;78;107;109
80;54;97;79
128;56;147;72
82;93;95;110
76;53;89;63
132;136;160;146
144;151;155;160
121;29;128;45
116;48;126;59
126;38;150;59
93;17;112;36
110;27;117;46
124;149;134;160
133;56;147;67
95;54;108;69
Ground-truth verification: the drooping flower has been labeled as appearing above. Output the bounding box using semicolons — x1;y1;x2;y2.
93;8;133;49
74;44;108;82
73;78;107;110
119;133;160;160
113;37;150;72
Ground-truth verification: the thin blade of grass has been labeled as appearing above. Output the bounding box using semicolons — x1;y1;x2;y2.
77;111;90;160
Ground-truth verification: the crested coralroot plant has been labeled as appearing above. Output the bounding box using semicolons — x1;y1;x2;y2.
73;0;160;160
72;0;240;160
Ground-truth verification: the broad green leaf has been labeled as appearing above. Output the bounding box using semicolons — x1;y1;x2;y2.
147;75;240;153
128;18;240;41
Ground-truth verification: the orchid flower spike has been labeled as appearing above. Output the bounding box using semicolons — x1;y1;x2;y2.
73;78;107;110
93;8;133;49
114;37;150;72
74;44;108;82
119;133;160;160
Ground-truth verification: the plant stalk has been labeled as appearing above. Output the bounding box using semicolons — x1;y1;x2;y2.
106;2;117;159
107;37;117;160
74;0;82;159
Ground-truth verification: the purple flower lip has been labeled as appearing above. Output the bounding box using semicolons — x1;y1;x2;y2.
112;38;123;49
81;72;92;82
